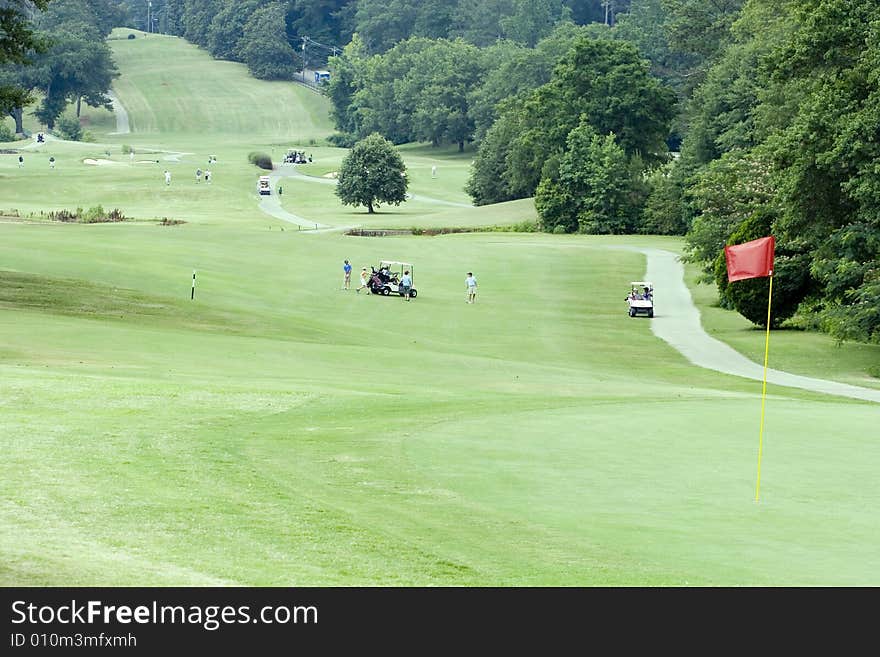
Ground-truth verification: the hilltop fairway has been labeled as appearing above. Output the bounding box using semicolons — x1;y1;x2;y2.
1;32;879;586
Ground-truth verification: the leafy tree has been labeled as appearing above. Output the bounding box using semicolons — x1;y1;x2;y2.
500;0;569;47
290;0;355;48
235;3;297;80
684;149;777;279
182;0;222;47
335;133;408;213
613;0;699;98
469;36;675;205
327;34;368;140
0;0;50;127
449;0;515;46
468;24;595;144
711;213;814;328
759;0;880;342
353;0;420;53
207;0;266;61
466;106;526;204
535;125;645;233
640;159;690;235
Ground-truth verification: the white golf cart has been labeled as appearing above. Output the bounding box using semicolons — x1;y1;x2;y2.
370;260;417;298
626;281;654;318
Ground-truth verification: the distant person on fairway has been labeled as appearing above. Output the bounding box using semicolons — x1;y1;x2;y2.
431;165;436;178
356;267;369;293
49;157;55;169
18;155;23;168
195;168;202;183
342;260;352;290
401;270;413;301
465;272;477;303
130;150;135;164
205;170;211;184
164;170;171;185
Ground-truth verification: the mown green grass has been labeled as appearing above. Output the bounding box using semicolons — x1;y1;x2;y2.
1;31;878;586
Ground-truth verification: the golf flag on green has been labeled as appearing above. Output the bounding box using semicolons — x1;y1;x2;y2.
724;236;774;282
725;236;775;502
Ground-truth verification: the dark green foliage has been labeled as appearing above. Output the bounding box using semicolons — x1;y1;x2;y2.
640;159;690;235
182;0;221;47
535;126;646;234
56;115;82;140
207;0;266;60
468;35;675;208
248;152;273;169
236;3;298;80
712;214;814;328
335;133;408;213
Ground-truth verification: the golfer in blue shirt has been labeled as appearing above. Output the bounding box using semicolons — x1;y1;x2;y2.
342;260;352;290
401;270;413;301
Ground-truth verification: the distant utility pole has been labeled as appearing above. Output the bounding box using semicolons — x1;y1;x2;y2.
302;38;307;82
147;1;152;33
603;0;613;26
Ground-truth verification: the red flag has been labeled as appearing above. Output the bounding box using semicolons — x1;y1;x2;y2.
724;236;775;282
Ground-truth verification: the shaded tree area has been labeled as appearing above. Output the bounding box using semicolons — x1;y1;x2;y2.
127;1;637;78
467;36;675;234
0;0;51;130
2;0;119;133
674;0;880;341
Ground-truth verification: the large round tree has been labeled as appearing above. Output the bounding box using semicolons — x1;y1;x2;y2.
335;133;408;213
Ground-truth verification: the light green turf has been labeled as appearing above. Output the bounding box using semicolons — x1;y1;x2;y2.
1;31;879;586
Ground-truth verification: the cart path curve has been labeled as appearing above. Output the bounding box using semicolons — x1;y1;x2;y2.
628;246;880;403
108;91;130;135
258;171;355;233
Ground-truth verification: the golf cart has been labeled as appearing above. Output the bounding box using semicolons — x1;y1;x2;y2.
369;260;417;298
626;281;654;318
257;175;271;195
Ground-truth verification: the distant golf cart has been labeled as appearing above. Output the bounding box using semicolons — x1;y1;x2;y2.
626;281;654;318
369;260;417;298
257;175;271;195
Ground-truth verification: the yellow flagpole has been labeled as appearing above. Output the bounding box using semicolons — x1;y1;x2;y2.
755;272;774;502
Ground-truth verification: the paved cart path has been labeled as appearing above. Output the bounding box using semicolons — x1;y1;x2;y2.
633;246;880;403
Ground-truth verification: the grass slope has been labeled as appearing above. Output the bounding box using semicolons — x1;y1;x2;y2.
0;30;878;586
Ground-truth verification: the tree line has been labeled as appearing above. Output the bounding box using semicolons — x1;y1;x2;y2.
330;0;880;343
1;0;121;135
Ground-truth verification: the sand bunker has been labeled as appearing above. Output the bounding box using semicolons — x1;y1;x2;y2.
83;158;119;166
322;171;338;179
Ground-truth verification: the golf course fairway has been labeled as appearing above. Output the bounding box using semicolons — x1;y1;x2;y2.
1;30;879;586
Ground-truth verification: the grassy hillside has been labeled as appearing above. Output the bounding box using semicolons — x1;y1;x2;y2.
1;28;879;586
106;29;334;141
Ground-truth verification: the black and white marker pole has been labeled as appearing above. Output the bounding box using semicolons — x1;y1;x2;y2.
191;270;196;300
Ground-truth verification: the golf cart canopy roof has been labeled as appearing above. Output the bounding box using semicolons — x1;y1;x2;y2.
630;281;653;287
380;260;413;268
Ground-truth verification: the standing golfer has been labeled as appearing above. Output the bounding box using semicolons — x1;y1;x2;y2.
18;155;23;168
342;259;352;290
195;168;202;183
356;267;369;293
465;272;477;303
164;170;171;185
49;156;55;169
401;270;413;301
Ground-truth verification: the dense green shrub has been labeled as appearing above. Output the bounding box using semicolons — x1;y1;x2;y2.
56;116;83;141
248;152;273;170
